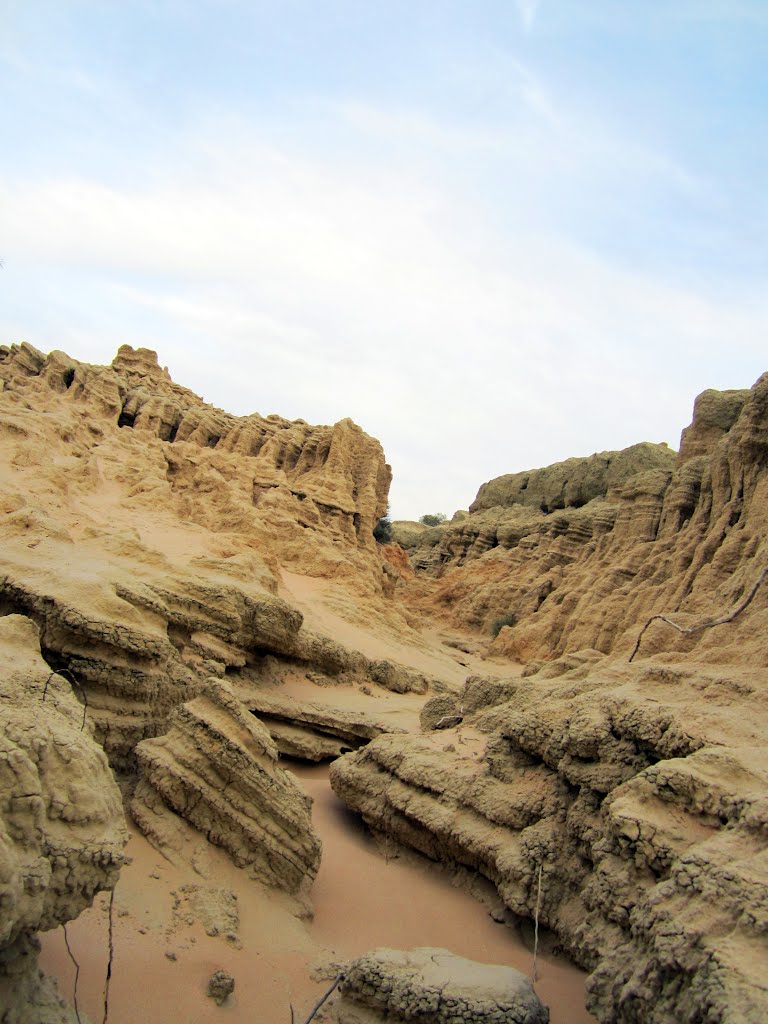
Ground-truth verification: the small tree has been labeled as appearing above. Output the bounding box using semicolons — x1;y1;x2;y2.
490;612;517;637
418;512;447;526
373;507;393;544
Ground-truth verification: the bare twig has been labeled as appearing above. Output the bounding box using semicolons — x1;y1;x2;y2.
42;667;89;730
532;862;543;986
290;1003;295;1024
299;974;345;1024
63;925;82;1024
42;671;56;703
433;714;463;729
434;704;465;730
628;566;768;663
102;889;116;1024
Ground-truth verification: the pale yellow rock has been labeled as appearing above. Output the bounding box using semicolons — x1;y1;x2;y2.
0;615;126;1021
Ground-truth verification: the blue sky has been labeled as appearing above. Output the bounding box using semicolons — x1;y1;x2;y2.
2;1;767;519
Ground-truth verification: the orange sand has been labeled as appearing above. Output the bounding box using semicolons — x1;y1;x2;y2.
40;761;594;1024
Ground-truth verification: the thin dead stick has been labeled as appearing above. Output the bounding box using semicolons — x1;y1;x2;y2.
300;974;345;1024
434;704;465;730
628;566;768;663
102;889;116;1024
63;924;82;1024
532;863;543;986
434;714;464;728
41;667;89;730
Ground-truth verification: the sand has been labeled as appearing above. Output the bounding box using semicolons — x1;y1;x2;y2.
37;564;594;1024
39;756;594;1024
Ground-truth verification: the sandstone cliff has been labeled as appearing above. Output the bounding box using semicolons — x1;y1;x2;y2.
331;655;768;1023
329;377;768;1023
0;614;126;1023
4;339;768;1024
0;343;426;774
0;342;414;1015
0;341;391;582
404;381;767;667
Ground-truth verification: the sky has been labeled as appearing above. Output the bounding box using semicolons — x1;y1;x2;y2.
1;1;767;520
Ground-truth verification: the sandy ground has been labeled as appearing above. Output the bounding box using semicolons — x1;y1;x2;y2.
38;563;593;1023
40;760;594;1024
279;570;509;690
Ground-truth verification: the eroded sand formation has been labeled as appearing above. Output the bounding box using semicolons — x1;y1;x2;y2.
0;614;126;1023
1;340;766;1023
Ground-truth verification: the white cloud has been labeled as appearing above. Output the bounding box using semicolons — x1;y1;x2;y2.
1;101;765;520
516;0;541;32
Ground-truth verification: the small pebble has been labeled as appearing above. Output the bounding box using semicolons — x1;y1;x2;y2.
207;969;235;1005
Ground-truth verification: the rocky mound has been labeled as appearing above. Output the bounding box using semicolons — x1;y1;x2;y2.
331;947;548;1024
470;442;676;515
0;614;126;1022
329;377;768;1023
330;654;768;1023
0;340;427;752
0;341;391;578
132;680;321;903
405;379;768;667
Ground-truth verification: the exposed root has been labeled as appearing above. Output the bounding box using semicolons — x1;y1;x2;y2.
298;973;345;1024
101;888;116;1024
62;924;82;1024
629;565;768;662
532;862;543;986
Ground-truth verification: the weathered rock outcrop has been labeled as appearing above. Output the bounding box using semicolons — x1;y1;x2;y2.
331;657;768;1023
331;948;548;1024
0;343;423;774
406;376;768;668
471;443;676;515
0;341;392;584
131;680;321;901
0;615;126;1022
4;337;768;1024
240;689;404;761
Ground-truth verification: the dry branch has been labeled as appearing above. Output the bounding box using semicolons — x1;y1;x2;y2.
532;863;543;986
63;924;82;1024
298;973;345;1024
628;566;768;663
42;667;89;730
102;888;116;1024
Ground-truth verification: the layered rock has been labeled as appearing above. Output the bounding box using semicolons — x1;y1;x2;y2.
240;689;405;761
405;377;768;667
131;680;321;902
0;341;392;585
331;657;768;1023
0;342;424;770
470;443;676;515
331;948;548;1024
0;614;126;1022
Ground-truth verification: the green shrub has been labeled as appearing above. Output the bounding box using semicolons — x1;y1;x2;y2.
418;512;448;526
373;509;393;544
490;612;517;637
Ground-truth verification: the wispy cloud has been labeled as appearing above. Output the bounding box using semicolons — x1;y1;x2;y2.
2;2;766;518
2;109;765;518
516;0;541;32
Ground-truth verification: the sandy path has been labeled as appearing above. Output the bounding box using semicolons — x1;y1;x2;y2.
40;822;321;1024
37;564;592;1023
280;570;511;689
40;761;595;1024
295;763;596;1024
